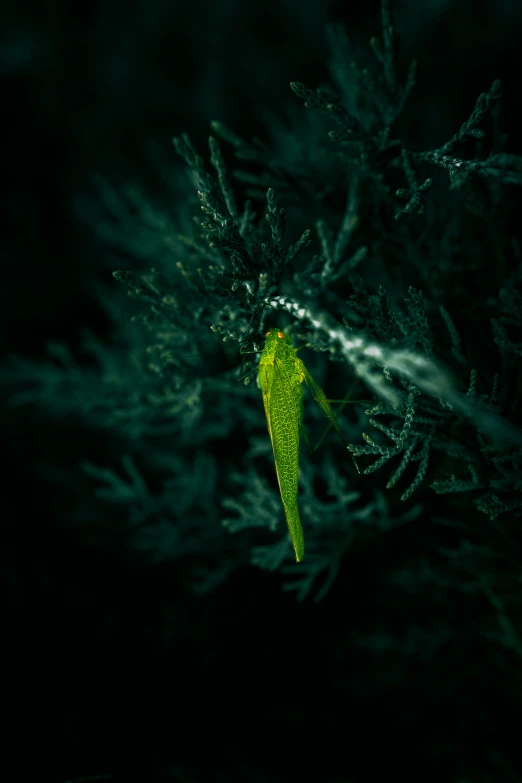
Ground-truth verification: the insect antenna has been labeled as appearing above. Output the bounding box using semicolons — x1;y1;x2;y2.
237;340;264;383
238;364;259;385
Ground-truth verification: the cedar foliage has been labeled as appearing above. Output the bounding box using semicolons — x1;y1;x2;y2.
3;1;522;780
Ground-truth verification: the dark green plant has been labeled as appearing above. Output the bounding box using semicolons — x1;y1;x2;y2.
3;1;522;626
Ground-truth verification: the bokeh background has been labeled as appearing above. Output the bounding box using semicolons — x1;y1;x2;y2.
2;0;522;780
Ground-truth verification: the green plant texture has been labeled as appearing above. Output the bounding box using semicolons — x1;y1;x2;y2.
4;1;522;626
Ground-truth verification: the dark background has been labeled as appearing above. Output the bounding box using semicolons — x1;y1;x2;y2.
2;1;522;781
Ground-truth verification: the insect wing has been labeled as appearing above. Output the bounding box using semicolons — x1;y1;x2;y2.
259;358;304;561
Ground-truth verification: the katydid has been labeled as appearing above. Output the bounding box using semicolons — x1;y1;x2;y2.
258;328;360;562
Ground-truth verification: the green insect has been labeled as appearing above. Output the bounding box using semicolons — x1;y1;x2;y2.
257;327;359;562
